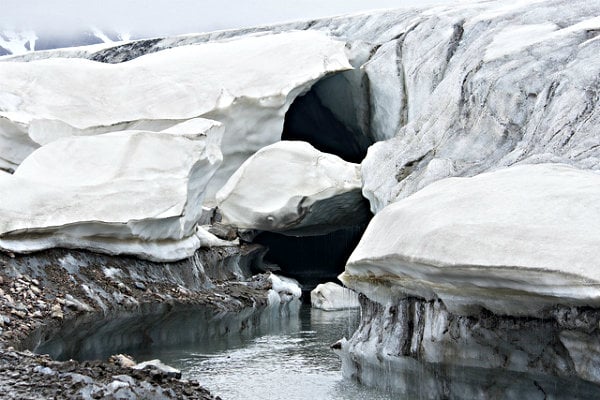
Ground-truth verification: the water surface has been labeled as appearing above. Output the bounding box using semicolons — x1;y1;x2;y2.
131;304;394;400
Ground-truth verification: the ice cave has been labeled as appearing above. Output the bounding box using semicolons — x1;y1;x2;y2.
1;0;600;398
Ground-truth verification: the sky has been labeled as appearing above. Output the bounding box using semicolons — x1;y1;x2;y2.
1;0;452;38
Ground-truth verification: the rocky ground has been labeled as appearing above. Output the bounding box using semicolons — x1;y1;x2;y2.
0;245;275;399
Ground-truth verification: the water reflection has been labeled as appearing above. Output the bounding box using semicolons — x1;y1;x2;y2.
141;304;395;400
34;300;600;399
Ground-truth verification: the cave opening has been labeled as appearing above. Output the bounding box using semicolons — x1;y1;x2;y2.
281;73;373;163
255;73;375;294
253;224;370;296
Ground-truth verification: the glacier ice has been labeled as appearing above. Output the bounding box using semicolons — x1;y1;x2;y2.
358;1;600;213
0;118;225;261
310;282;359;311
0;0;599;395
0;31;352;201
267;273;302;305
341;163;600;316
338;163;600;396
216;141;369;236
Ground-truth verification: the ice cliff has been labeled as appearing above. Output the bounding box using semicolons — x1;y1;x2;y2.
0;30;351;202
339;164;600;397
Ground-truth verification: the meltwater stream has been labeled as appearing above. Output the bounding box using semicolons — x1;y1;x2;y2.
35;300;395;399
128;304;392;400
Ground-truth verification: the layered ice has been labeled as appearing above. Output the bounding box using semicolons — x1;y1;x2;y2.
358;1;600;213
0;118;231;261
0;31;352;201
341;163;600;316
338;164;600;396
216;141;370;236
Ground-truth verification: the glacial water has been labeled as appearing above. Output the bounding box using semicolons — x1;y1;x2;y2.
35;298;600;399
128;303;394;400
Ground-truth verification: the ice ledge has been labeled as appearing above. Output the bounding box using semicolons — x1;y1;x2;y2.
0;119;230;262
341;163;600;317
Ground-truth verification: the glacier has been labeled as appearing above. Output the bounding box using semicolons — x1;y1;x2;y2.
337;165;600;398
0;0;600;397
216;141;370;236
342;163;600;316
0;30;351;202
0;118;231;261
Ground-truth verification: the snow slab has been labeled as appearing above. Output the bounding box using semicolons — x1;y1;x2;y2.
0;118;226;261
0;31;352;201
341;163;600;317
216;141;368;236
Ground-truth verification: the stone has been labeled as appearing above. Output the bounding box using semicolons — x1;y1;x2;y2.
64;295;94;313
50;304;63;320
9;310;25;319
109;354;137;368
132;359;182;379
207;223;238;241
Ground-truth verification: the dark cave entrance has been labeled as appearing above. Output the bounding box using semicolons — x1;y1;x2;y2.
253;224;369;295
281;73;373;163
255;73;375;294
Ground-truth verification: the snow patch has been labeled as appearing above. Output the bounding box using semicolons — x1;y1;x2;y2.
268;273;302;301
311;282;360;311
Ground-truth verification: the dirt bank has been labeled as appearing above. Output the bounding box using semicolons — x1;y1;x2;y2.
0;244;282;399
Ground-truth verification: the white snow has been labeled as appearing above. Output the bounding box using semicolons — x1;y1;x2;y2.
311;282;360;311
0;31;352;200
0;30;37;55
342;164;600;316
216;141;367;235
102;267;122;280
0;118;224;261
196;226;239;247
484;23;558;61
132;360;180;376
268;273;302;301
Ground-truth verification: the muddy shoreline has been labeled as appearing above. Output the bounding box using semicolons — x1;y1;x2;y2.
0;244;279;399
